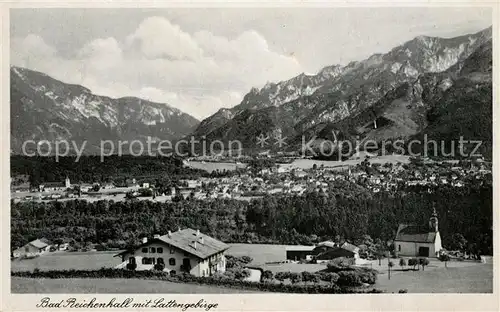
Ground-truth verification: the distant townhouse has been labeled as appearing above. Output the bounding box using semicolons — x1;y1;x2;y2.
115;228;229;277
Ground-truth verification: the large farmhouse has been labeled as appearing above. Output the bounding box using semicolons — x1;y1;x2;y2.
115;228;229;277
394;209;442;258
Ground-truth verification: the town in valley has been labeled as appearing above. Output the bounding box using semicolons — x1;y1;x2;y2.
9;7;493;295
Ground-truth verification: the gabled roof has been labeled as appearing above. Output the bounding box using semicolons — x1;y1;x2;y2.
341;242;360;253
394;224;436;243
316;241;336;248
116;228;230;260
29;238;50;249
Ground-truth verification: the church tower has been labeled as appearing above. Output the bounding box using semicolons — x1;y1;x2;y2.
429;207;438;232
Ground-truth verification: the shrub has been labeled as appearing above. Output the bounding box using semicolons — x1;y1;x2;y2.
226;255;253;269
438;253;451;267
126;263;137;271
337;271;362;287
289;272;302;284
301;271;314;284
329;272;340;284
11;268;386;294
153;263;165;271
274;272;287;284
233;268;251;281
241;256;253;264
358;270;377;284
262;270;274;281
398;289;408;293
169;270;176;277
326;257;355;272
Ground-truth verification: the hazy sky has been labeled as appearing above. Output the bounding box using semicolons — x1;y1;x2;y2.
10;8;492;119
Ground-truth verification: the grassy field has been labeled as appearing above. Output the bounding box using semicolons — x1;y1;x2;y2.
371;257;493;293
226;243;310;265
11;251;122;272
11;277;257;293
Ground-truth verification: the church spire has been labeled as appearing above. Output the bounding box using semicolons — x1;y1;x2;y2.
429;205;438;232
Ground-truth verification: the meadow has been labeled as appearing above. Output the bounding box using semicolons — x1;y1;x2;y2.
11;251;123;272
11;277;257;293
372;257;493;293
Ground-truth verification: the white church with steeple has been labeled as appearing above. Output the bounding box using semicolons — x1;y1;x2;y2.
394;208;443;258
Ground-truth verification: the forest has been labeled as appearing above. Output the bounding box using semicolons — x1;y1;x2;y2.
11;180;492;256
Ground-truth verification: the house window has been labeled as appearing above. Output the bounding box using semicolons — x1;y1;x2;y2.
169;258;176;266
141;247;148;253
398;245;401;252
142;257;155;265
157;247;163;253
25;247;29;252
157;258;164;264
150;247;156;253
128;257;136;264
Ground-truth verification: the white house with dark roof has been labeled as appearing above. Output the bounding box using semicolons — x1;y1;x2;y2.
115;228;229;277
394;209;442;258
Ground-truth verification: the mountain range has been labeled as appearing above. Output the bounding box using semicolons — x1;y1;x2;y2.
190;26;492;157
10;67;199;154
10;26;493;157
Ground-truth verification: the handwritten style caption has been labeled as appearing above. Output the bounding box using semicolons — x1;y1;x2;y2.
37;297;218;311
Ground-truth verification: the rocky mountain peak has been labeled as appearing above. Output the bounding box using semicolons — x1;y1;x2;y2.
11;66;199;154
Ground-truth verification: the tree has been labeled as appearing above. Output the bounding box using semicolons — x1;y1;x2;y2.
408;258;418;271
438;253;451;268
419;258;429;271
388;260;394;280
399;258;407;270
449;233;468;251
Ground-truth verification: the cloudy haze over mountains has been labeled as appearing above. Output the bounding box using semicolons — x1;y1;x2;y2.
11;8;491;119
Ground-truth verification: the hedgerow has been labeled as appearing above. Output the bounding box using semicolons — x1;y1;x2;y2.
12;268;383;294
